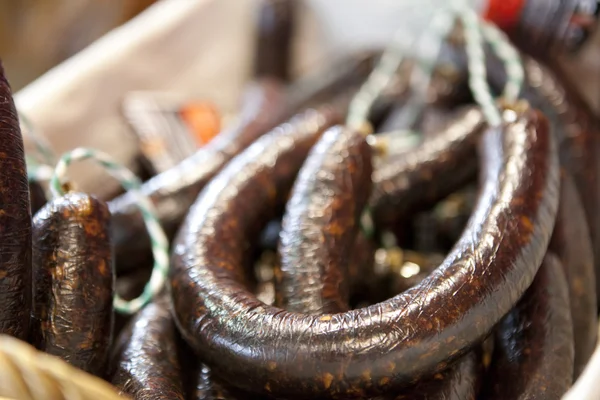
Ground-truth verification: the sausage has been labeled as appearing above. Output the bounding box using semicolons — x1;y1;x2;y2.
549;170;597;378
483;52;600;305
254;0;295;82
482;253;574;399
0;64;32;339
30;192;114;376
111;297;185;400
370;106;485;227
373;249;481;400
523;58;600;305
276;126;372;314
112;0;302;275
109;79;287;274
190;270;278;400
188;105;342;400
377;351;482;400
170;103;558;398
29;181;47;216
110;52;388;275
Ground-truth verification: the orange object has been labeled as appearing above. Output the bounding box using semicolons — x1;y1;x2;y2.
179;102;221;146
483;0;526;30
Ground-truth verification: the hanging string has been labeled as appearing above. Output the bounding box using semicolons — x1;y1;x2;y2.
19;113;58;186
390;9;456;129
346;4;439;131
453;1;502;126
19;114;57;167
25;157;55;183
479;20;524;102
50;147;169;315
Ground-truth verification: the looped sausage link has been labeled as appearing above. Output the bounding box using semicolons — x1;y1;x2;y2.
277;126;372;314
111;297;185;400
31;193;114;376
370;106;485;226
550;171;598;378
170;104;559;398
0;63;32;339
483;253;574;399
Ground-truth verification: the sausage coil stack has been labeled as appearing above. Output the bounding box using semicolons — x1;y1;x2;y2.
0;2;598;400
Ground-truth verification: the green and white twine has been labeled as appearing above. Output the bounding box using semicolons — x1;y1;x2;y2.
455;2;502;127
50;147;169;315
452;0;525;125
479;20;524;102
19;113;59;184
19;113;57;167
392;9;456;129
345;6;435;131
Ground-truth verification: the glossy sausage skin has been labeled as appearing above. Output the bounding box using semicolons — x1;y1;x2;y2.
110;54;384;276
190;282;278;400
254;0;295;81
111;297;185;400
485;53;600;304
370;250;481;400
0;65;32;339
370;106;485;227
170;105;558;398
523;59;600;305
483;253;574;399
550;171;597;378
109;79;286;273
31;193;114;375
277;126;372;314
379;351;481;400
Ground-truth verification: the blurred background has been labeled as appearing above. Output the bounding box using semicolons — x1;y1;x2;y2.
0;0;157;90
1;0;597;107
2;0;598;198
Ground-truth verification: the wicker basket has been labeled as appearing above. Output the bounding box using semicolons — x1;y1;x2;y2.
0;335;125;399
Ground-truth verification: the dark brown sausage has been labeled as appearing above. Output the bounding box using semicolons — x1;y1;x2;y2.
273;130;478;400
170;104;558;398
370;249;482;400
0;64;32;339
254;0;295;82
277;126;372;314
111;297;185;400
523;58;600;305
483;53;600;305
377;351;482;400
550;170;597;378
109;79;287;274
482;253;574;399
109;53;386;276
30;192;114;376
203;282;275;400
190;260;280;400
370;106;485;227
189;105;342;400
